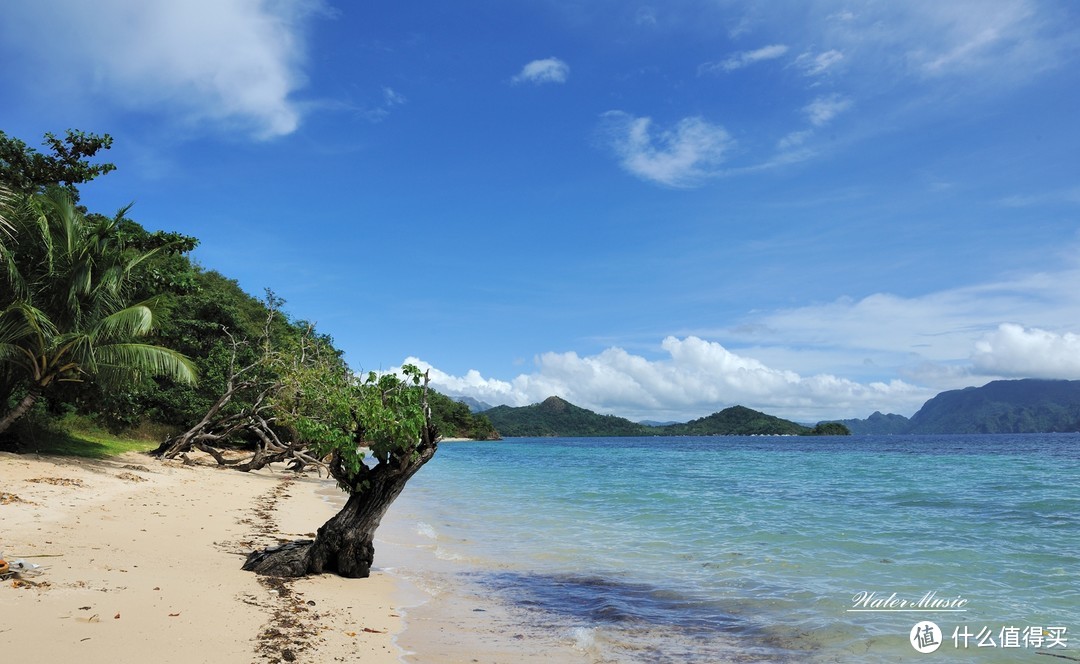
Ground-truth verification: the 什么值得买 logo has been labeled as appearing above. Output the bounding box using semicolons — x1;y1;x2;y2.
910;621;943;653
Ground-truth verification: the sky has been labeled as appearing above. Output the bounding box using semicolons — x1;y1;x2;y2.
2;0;1079;423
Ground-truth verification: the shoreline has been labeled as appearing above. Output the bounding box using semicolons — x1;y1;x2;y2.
0;450;403;663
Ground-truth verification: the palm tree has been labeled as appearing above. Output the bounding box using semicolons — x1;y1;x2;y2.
0;188;195;435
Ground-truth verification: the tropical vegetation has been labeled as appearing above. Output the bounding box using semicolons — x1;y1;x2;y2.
0;128;501;579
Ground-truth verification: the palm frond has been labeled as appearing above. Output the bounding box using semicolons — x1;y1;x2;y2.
0;302;57;346
0;184;14;240
94;343;197;386
88;304;154;343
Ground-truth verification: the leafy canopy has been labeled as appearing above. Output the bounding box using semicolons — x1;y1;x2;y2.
0;130;116;202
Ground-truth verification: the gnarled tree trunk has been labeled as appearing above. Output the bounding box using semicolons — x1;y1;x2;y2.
243;431;437;578
0;386;42;436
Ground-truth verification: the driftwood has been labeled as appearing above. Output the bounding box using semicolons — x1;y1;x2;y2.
150;322;327;476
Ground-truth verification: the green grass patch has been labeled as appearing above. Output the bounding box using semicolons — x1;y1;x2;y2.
13;414;161;459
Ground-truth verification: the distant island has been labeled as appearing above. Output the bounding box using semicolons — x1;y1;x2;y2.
469;379;1080;439
483;396;848;438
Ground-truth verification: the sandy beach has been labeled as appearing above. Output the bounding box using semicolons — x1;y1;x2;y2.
0;450;403;664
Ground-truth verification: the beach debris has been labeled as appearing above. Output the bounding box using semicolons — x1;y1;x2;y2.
169;612;181;617
122;464;151;472
115;472;148;483
1;491;32;505
0;553;44;582
25;477;86;487
114;613;120;620
362;627;385;634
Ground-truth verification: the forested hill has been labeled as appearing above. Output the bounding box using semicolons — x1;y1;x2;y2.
662;405;812;436
837;379;1080;434
484;397;650;437
483;397;848;437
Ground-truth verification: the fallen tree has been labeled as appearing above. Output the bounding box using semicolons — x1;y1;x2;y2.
243;365;439;578
152;301;333;474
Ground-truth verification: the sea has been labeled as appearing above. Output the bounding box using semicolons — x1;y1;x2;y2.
374;434;1080;663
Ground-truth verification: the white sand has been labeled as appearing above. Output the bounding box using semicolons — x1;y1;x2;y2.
0;450;403;663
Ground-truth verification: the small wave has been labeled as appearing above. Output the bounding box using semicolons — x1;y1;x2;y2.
566;625;599;653
415;521;438;540
434;546;463;561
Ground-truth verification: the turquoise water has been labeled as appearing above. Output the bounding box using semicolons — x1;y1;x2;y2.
380;435;1080;662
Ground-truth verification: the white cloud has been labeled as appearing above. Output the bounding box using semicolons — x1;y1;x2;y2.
794;49;844;76
803;94;852;126
700;44;789;74
512;57;570;85
400;338;929;423
601;112;733;187
0;0;319;139
972;324;1080;378
395;255;1080;422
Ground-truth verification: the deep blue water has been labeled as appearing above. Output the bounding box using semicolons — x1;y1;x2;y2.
381;435;1080;662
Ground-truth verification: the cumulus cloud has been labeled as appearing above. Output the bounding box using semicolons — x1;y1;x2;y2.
397;337;929;422
700;44;789;74
512;57;570;85
601;112;733;187
803;94;852;126
0;0;319;138
972;324;1080;378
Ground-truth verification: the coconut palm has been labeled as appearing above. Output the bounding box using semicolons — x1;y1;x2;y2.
0;188;195;435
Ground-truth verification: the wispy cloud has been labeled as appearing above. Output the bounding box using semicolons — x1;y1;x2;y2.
777;130;813;151
803;94;852;126
700;44;789;74
512;57;570;85
360;86;407;122
601;112;733;187
794;49;844;76
0;0;323;139
997;185;1080;207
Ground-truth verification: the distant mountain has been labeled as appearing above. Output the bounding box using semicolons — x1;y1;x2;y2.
427;391;500;440
484;396;649;437
639;419;680;427
839;379;1080;434
835;411;912;435
451;395;494;413
906;379;1080;434
484;398;848;438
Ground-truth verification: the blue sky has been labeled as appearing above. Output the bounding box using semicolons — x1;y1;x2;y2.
3;0;1079;422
